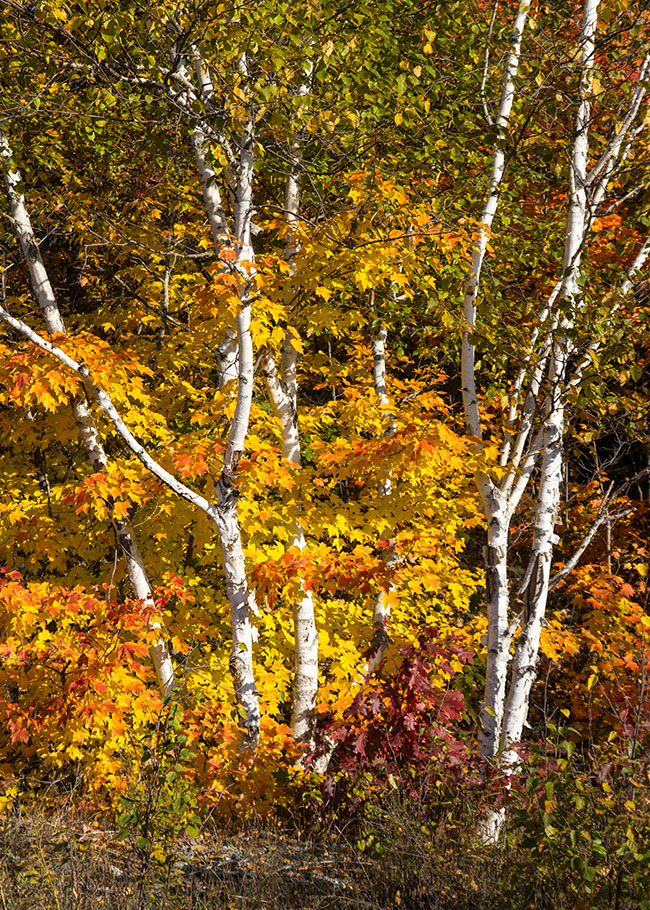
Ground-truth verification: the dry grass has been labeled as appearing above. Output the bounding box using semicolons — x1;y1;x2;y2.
0;799;642;910
0;805;518;910
0;810;381;910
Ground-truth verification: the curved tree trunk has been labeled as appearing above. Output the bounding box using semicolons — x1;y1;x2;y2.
183;47;261;747
0;127;175;696
214;110;261;748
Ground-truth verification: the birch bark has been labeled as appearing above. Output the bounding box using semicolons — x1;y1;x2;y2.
457;0;639;773
368;321;396;674
171;46;261;746
0;303;263;741
497;0;650;770
499;0;600;763
261;124;319;745
1;40;265;744
262;348;318;744
461;0;532;446
211;110;260;749
0;128;175;697
458;0;531;762
183;52;238;388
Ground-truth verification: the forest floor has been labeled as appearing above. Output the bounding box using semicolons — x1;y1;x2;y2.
0;809;528;910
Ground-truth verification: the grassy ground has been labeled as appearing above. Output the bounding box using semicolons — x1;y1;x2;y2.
0;801;641;910
0;808;529;910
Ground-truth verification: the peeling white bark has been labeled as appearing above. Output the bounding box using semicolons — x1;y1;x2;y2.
173;47;261;746
499;0;600;765
190;127;229;245
0;302;264;739
217;330;239;388
493;44;650;761
0;91;263;741
461;0;532;444
479;491;514;760
261;125;319;746
0;128;175;696
367;321;397;674
262;348;318;744
179;52;238;390
459;0;643;784
458;0;531;764
454;2;648;847
211;105;260;748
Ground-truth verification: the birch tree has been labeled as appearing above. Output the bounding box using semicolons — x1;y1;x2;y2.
367;295;398;674
261;146;320;745
458;0;650;803
0;0;353;748
0;127;176;696
174;42;261;746
460;0;532;764
182;37;321;745
0;10;264;746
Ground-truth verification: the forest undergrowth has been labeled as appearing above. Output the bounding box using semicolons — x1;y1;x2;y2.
1;1;650;907
2;632;650;910
2;736;650;910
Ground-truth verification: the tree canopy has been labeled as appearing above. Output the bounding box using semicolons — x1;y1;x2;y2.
1;0;650;901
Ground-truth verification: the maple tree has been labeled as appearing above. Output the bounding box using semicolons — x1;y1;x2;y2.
0;2;648;874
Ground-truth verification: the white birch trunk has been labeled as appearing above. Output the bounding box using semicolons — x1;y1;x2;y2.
368;323;396;674
500;373;564;762
260;132;319;745
215;479;260;749
479;489;514;760
184;51;239;390
0;129;175;696
262;348;318;744
0;301;264;741
190;127;228;245
188;95;238;388
458;0;531;763
212;111;261;748
461;0;531;442
499;0;600;763
175;47;261;747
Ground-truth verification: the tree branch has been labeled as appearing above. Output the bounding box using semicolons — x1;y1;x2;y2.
0;304;224;532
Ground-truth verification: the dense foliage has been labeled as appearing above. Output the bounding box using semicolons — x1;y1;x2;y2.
0;0;649;905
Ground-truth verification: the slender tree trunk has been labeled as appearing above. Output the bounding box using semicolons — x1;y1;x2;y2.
501;367;564;761
461;0;532;443
261;131;319;745
179;48;261;746
479;489;514;760
499;0;600;763
457;0;530;760
215;114;261;748
0;301;264;745
262;347;318;744
0;128;175;696
187;97;238;388
368;320;397;673
215;473;260;749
